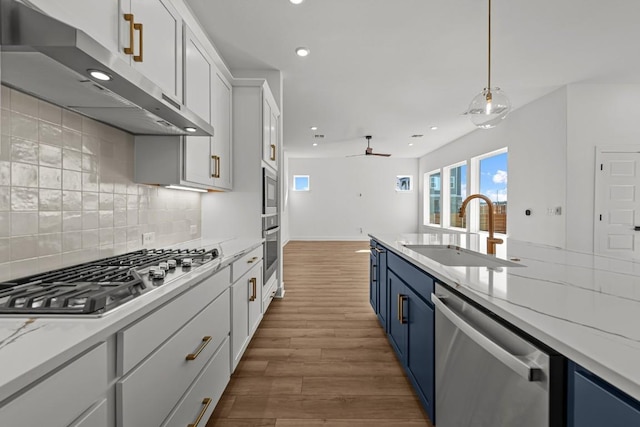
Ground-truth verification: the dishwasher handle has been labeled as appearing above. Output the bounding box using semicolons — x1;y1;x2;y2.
431;293;542;382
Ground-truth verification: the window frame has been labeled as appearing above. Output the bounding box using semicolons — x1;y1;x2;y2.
424;169;443;227
292;175;310;192
444;161;468;231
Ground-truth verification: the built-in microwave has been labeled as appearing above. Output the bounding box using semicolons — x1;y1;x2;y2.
263;167;278;214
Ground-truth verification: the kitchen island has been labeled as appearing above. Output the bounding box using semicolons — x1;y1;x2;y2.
371;233;640;424
0;237;263;426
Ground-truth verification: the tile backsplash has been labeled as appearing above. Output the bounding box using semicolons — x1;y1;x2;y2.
0;86;201;281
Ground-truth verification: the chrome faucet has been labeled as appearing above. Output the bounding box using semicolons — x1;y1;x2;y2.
459;194;504;255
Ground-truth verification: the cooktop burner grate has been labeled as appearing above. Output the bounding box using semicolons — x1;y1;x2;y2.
0;247;219;315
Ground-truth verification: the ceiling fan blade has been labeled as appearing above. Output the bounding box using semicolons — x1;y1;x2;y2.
346;153;366;157
370;152;391;157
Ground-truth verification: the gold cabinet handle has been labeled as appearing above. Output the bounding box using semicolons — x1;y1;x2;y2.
186;336;212;361
123;14;135;55
270;144;276;161
133;22;143;62
211;155;220;178
399;295;407;324
249;277;257;301
187;397;212;427
247;256;258;264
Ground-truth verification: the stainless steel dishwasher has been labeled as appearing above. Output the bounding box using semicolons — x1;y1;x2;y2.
432;283;564;427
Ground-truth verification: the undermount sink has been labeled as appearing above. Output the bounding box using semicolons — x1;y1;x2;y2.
403;245;524;268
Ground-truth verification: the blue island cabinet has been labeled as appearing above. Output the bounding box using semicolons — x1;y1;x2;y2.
568;362;640;427
386;250;435;424
369;240;388;329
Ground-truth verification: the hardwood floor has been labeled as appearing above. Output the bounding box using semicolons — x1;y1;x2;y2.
206;241;433;427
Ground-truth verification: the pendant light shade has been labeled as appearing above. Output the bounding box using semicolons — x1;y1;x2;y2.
467;0;511;129
467;87;511;129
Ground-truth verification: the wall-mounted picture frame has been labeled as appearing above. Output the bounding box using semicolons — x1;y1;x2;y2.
396;175;413;192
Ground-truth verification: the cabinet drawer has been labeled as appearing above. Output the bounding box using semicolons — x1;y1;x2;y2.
232;246;263;282
263;273;277;313
69;398;107;427
161;339;230;427
0;342;107;427
117;289;230;427
387;251;434;304
118;266;230;375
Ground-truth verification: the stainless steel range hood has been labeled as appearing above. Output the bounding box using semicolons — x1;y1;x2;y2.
0;0;214;136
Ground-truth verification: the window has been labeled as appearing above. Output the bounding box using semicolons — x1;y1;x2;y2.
448;163;467;228
293;175;309;191
478;151;507;234
396;175;413;192
427;171;441;225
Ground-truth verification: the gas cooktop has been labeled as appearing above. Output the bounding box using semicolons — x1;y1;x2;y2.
0;247;221;316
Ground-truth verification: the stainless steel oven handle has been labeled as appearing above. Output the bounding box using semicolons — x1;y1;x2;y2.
431;293;542;382
265;226;280;235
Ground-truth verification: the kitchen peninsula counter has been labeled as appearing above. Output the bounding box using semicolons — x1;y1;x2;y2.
370;233;640;402
0;237;263;404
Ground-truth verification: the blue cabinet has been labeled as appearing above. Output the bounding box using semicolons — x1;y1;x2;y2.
386;250;435;423
569;362;640;427
369;240;388;329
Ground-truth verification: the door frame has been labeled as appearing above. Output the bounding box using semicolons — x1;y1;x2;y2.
593;145;640;256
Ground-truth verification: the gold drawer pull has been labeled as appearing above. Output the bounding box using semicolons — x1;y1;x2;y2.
187;397;212;427
133;22;143;62
249;277;257;301
247;256;258;264
123;14;135;55
186;336;212;361
270;144;276;161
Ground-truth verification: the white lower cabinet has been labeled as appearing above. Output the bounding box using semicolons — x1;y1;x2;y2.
117;286;230;427
231;256;263;372
162;339;230;427
0;342;107;427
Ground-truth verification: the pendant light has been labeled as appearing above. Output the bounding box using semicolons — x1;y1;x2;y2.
467;0;511;129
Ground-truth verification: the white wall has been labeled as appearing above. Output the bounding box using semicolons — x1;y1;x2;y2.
287;157;419;240
418;87;568;247
566;84;640;252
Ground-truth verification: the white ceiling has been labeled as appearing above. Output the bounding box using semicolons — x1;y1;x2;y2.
185;0;640;158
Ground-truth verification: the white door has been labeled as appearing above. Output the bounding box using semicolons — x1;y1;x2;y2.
183;27;211;123
595;151;640;258
183;136;213;186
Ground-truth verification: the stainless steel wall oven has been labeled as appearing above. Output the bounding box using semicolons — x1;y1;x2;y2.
263;215;279;283
262;167;277;214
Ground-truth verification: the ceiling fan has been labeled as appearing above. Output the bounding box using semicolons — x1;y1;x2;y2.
347;135;391;157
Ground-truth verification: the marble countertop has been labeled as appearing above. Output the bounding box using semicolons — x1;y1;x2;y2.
370;233;640;402
0;237;263;404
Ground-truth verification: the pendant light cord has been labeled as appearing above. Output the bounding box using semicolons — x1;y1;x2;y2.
487;0;492;91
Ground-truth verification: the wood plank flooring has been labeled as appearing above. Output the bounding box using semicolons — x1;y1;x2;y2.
206;241;433;427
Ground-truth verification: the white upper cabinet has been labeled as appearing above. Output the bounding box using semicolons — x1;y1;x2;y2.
25;0;120;53
262;89;280;171
182;25;232;190
27;0;183;103
212;70;233;190
121;0;183;102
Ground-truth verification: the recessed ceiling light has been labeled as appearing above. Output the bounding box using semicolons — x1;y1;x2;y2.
312;143;318;146
430;126;438;130
87;69;112;81
310;126;318;131
295;47;310;57
408;143;414;146
184;127;197;133
289;0;304;4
